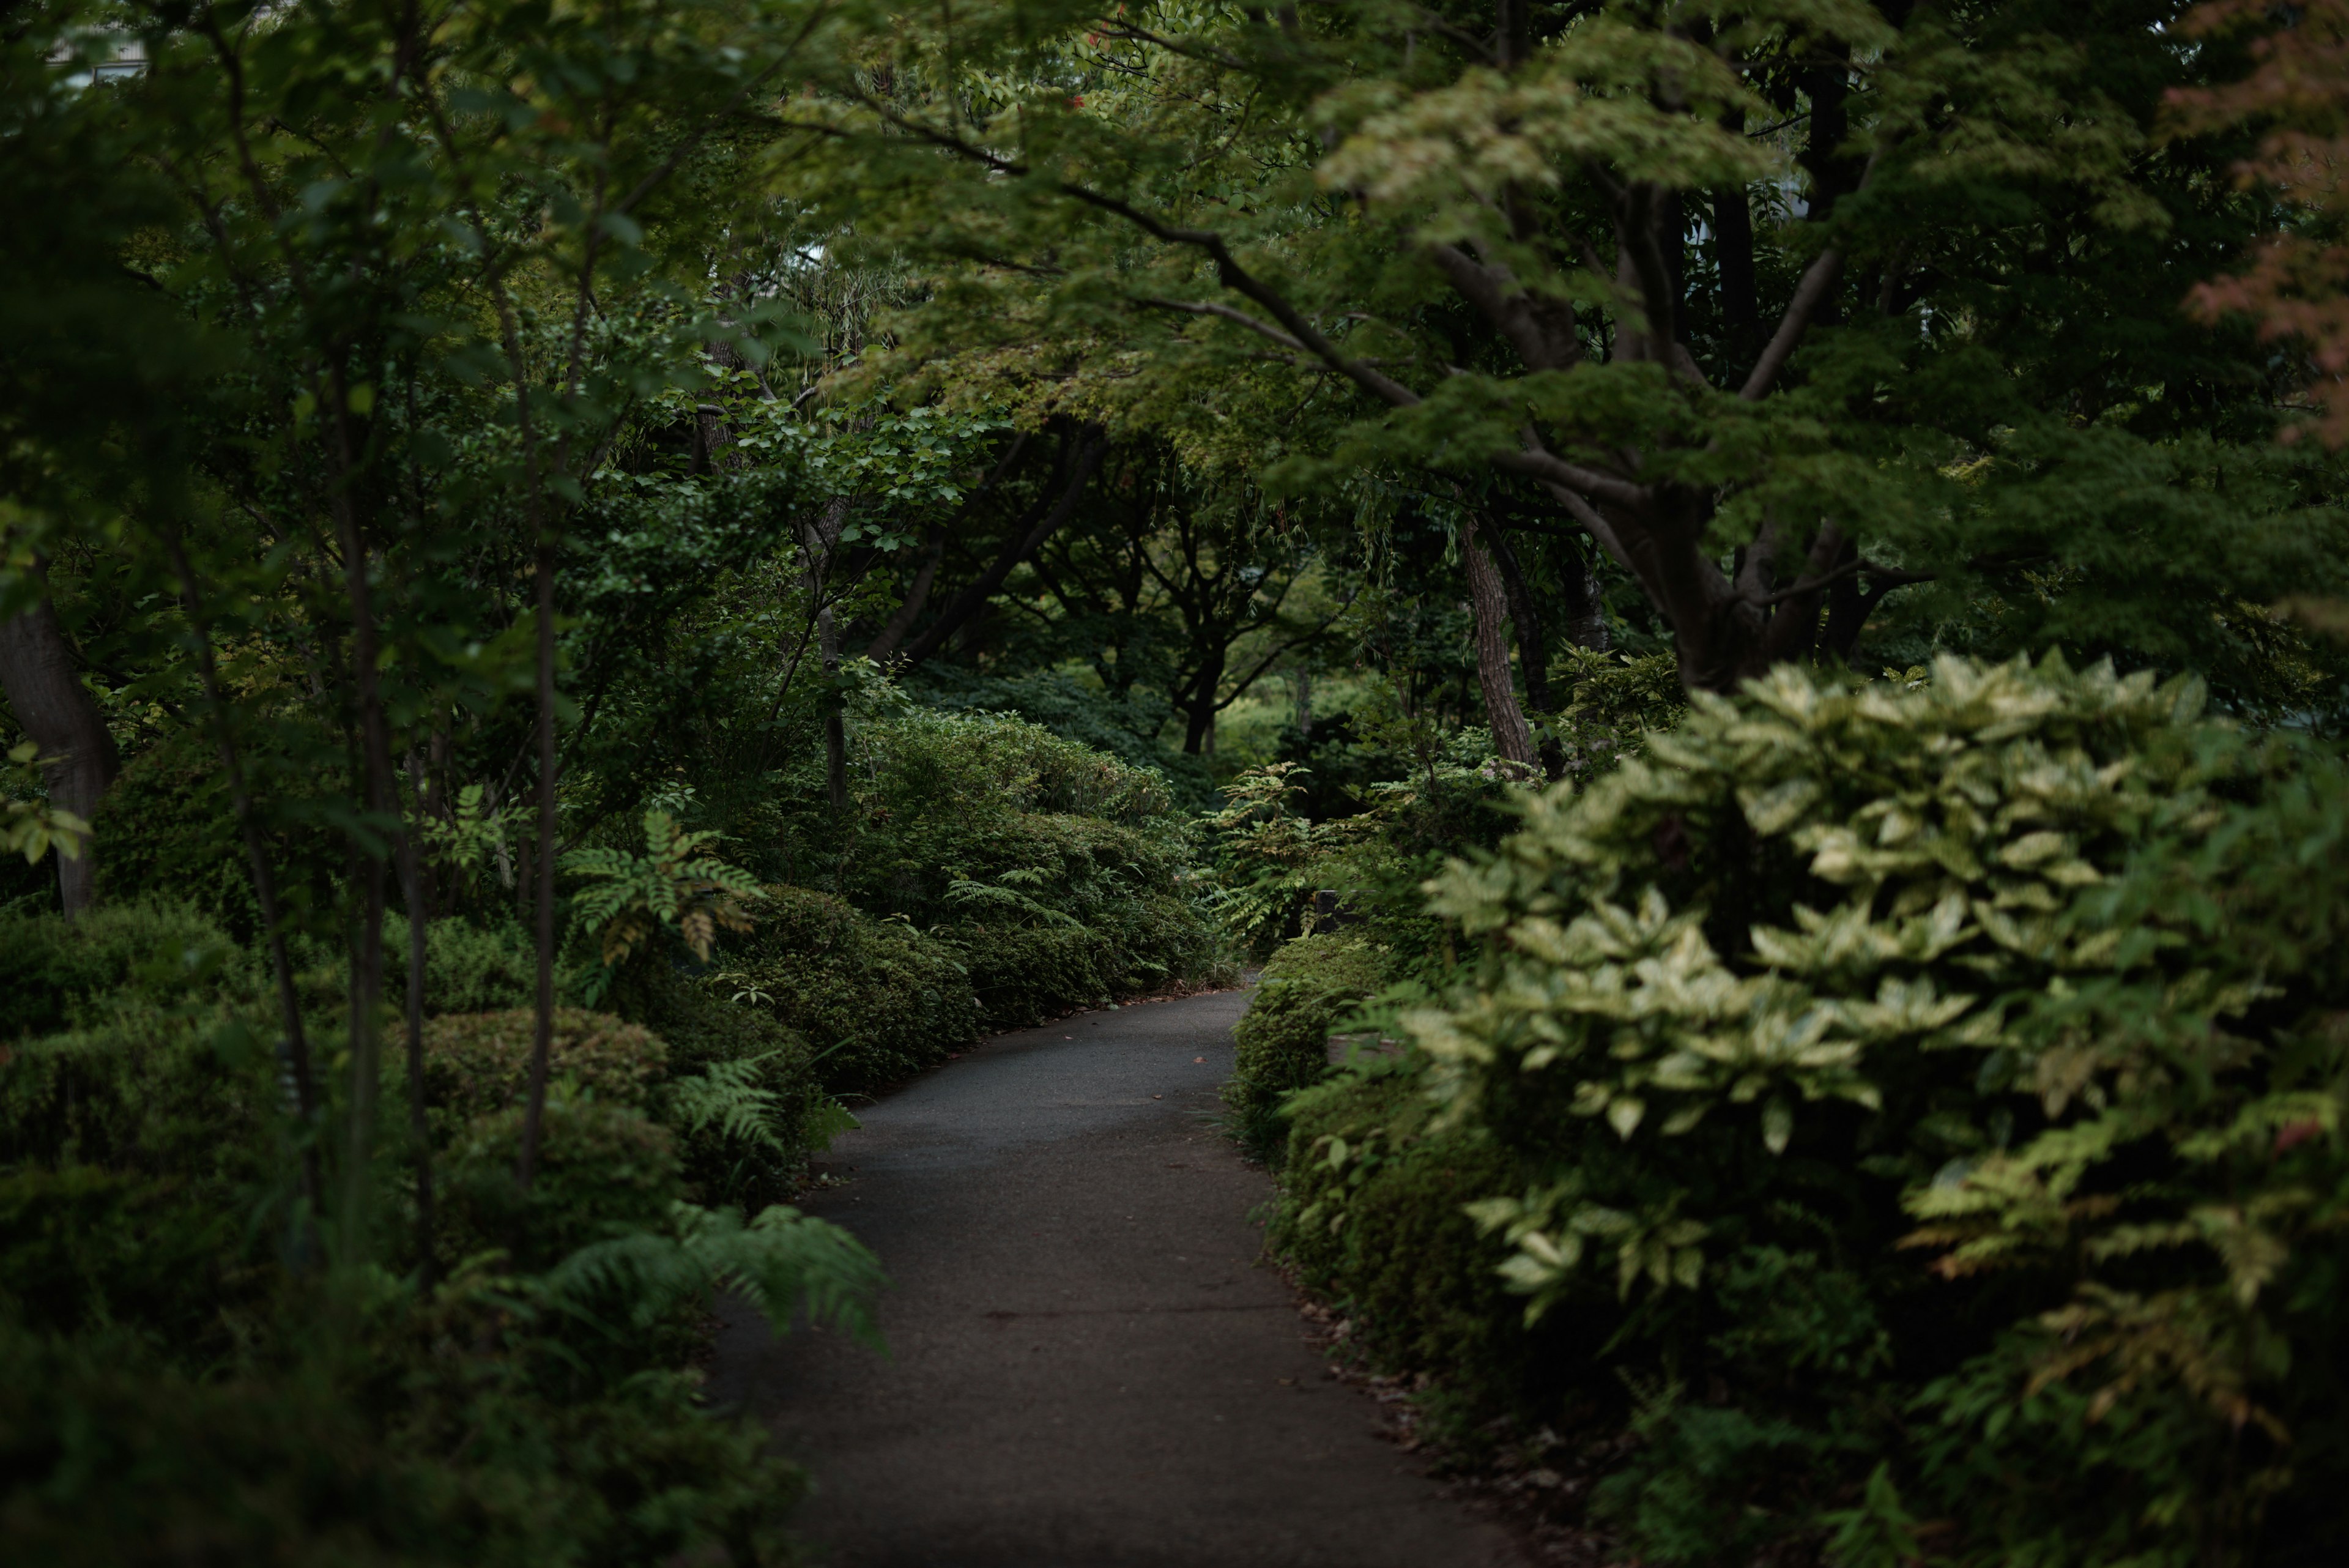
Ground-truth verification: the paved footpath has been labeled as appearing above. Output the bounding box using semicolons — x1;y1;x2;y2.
707;987;1527;1568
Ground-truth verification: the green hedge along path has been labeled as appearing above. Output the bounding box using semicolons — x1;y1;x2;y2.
709;988;1525;1568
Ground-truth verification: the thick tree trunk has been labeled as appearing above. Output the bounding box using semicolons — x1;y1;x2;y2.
1461;516;1537;768
0;576;117;916
1181;647;1226;754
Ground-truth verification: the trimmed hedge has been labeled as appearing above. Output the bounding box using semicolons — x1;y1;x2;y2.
1273;1060;1537;1426
1226;931;1393;1154
719;884;981;1093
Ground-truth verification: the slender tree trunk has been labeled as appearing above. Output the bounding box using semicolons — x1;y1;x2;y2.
1479;516;1565;779
804;496;852;816
329;446;398;1259
1713;178;1759;374
820;602;847;814
0;571;117;916
159;526;323;1222
1560;540;1611;653
519;535;558;1206
1461;516;1537;768
398;792;437;1289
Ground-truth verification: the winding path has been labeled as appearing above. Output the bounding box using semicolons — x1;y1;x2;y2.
708;987;1526;1568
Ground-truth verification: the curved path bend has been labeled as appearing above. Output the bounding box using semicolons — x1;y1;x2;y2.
708;987;1526;1568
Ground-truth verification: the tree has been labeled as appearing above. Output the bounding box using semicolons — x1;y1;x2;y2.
797;0;2345;701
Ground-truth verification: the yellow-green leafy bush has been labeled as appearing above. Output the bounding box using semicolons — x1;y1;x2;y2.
1226;931;1395;1151
1362;654;2348;1566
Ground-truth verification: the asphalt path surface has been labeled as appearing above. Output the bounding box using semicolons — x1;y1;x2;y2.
707;986;1526;1568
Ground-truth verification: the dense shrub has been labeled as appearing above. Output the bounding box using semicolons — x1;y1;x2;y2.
599;954;834;1206
719;883;981;1091
90;727;343;940
0;1313;809;1568
1225;931;1394;1153
422;989;826;1215
768;708;1224;1022
420;1007;668;1120
1275;654;2349;1567
440;1093;684;1261
397;915;538;1015
1274;1059;1534;1424
0;906;878;1568
945;921;1116;1027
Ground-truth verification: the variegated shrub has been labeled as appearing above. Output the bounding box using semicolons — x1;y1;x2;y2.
1389;651;2349;1565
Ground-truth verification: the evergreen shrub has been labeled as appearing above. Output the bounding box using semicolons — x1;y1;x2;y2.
90;727;341;940
420;1007;667;1121
599;956;831;1208
1274;1060;1534;1420
770;708;1224;1021
440;1094;683;1261
946;921;1115;1027
1226;931;1393;1153
1281;653;2349;1566
721;883;981;1091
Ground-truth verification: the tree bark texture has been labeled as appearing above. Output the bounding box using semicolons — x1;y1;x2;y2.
1461;516;1537;768
0;581;117;916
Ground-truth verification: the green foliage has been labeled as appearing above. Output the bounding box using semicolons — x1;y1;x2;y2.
1227;932;1396;1156
420;1008;669;1123
1206;763;1363;959
441;1094;683;1265
90;727;338;943
398;916;538;1017
544;1200;885;1353
0;1313;812;1568
719;883;982;1092
1551;649;1687;786
1272;1060;1533;1423
771;707;1224;1028
2;741;87;869
1366;652;2349;1565
565;811;762;987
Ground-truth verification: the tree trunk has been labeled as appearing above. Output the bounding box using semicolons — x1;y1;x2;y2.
1461;516;1537;768
866;523;945;661
804;496;852;815
1181;647;1226;754
0;576;117;916
161;524;323;1222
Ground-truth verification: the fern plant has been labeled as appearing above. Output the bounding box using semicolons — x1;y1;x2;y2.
563;811;762;978
540;1200;885;1349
